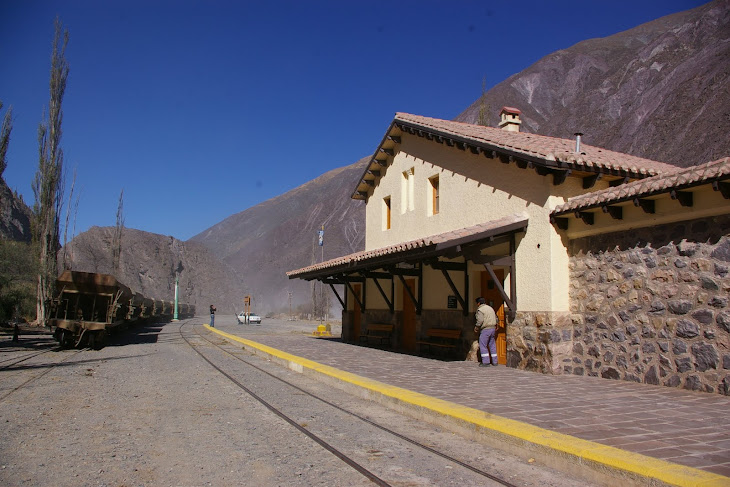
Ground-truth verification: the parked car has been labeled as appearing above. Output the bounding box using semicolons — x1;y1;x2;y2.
237;312;262;324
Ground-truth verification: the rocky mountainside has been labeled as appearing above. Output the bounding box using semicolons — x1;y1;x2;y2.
188;158;367;314
0;179;32;242
63;226;244;314
4;1;727;317
456;0;730;167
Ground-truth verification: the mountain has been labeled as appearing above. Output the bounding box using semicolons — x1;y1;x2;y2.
63;226;245;314
455;0;730;167
0;178;32;242
188;158;367;314
5;1;727;317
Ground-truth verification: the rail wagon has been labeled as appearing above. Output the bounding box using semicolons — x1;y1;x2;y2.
50;270;133;349
49;271;194;349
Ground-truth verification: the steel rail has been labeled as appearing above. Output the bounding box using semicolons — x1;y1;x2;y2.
0;348;57;370
187;323;520;487
0;349;82;402
179;322;391;486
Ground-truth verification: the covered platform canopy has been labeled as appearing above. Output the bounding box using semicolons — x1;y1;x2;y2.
287;213;528;319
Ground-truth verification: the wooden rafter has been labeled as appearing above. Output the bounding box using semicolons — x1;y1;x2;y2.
551;216;569;230
574;211;594;225
583;174;602;189
396;273;421;315
713;180;730;199
344;280;364;311
602;205;623;220
609;176;630;187
328;283;345;309
670;189;693;207
430;260;469;316
483;262;516;321
365;271;394;314
552;169;571;186
633;198;655;214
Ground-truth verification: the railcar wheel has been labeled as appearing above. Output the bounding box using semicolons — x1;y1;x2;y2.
89;330;106;350
57;329;71;349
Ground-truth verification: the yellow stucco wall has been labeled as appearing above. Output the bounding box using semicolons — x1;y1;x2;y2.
363;134;592;312
562;185;730;239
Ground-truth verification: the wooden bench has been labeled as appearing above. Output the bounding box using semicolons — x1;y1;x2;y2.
359;323;394;347
416;328;462;356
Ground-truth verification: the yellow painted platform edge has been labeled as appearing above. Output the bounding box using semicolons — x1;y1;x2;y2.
206;326;729;487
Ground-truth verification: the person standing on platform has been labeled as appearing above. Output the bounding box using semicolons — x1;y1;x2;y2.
474;297;498;367
209;304;216;327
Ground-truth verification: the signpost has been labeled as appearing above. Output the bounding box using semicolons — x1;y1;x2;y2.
244;295;251;323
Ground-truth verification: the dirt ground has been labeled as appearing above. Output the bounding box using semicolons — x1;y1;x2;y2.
0;319;594;486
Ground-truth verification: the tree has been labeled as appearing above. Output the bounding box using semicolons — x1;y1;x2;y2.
32;18;69;326
0;101;12;178
477;76;491;127
112;189;124;273
60;167;78;270
0;240;37;323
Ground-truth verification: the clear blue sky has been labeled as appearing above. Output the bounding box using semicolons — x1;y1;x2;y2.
0;0;705;241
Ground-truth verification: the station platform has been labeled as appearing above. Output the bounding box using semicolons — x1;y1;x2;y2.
204;321;730;486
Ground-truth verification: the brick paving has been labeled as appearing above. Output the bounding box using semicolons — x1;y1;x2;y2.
219;325;730;478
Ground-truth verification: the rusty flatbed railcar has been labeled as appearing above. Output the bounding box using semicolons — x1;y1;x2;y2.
50;270;132;349
49;271;193;349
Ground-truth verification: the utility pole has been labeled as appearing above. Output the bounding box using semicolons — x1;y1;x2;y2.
288;292;292;321
318;224;324;323
173;274;179;321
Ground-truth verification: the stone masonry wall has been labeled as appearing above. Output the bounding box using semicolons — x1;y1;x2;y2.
567;214;730;395
507;311;574;373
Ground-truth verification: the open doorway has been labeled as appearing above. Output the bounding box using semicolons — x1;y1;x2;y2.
480;270;506;365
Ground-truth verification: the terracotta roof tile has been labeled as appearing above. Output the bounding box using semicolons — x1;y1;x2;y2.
394;113;677;176
552;157;730;214
287;213;528;278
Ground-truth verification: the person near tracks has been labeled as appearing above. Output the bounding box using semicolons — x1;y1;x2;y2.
474;297;498;367
209;304;216;327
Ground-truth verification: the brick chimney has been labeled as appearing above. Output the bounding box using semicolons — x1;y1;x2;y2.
499;106;521;132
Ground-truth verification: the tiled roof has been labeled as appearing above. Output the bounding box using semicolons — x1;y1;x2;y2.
501;106;522;115
394;113;678;176
287;213;528;279
552;157;730;215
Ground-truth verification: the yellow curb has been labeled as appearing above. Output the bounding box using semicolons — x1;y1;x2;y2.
205;325;729;487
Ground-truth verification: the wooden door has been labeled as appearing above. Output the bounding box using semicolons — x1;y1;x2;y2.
401;278;416;352
480;270;506;365
353;284;361;343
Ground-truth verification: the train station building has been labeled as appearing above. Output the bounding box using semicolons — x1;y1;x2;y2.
288;108;730;394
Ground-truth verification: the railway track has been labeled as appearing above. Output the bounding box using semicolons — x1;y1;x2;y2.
0;348;82;402
0;348;57;370
180;322;521;487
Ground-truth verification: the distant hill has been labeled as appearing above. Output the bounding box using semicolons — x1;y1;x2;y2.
188;158;367;314
455;0;730;167
5;1;728;317
63;226;245;314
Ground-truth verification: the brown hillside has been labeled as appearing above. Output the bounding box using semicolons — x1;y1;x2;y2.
64;226;244;315
188;158;367;314
455;0;730;167
17;1;727;318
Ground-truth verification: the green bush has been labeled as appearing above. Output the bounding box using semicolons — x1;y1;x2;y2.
0;240;37;323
